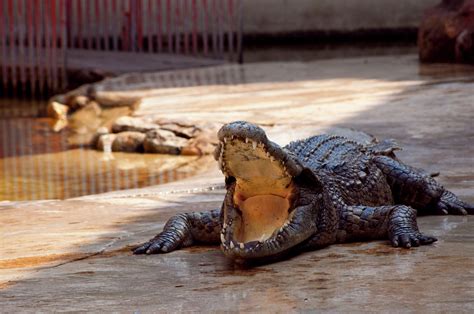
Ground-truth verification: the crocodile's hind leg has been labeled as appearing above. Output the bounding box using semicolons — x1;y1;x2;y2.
336;204;437;248
133;208;222;254
373;155;474;215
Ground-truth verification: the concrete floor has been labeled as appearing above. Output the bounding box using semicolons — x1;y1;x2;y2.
1;54;473;312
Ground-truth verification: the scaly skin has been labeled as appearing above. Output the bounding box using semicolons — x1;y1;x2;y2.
134;121;473;260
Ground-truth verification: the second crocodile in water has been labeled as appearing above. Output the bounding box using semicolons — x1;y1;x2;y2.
134;121;473;260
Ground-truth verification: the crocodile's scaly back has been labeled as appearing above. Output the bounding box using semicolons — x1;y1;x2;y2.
286;135;393;207
287;135;366;170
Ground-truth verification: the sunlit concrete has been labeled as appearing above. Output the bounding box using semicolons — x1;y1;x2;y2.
1;55;473;311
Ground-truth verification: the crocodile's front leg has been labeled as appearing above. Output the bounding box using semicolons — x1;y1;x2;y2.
337;205;437;248
133;209;222;254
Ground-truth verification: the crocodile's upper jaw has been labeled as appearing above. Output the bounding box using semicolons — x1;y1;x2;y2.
215;121;311;259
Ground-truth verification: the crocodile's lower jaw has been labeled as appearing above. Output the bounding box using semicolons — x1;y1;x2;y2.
233;184;294;243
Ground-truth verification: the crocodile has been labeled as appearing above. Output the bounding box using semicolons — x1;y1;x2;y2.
133;121;473;260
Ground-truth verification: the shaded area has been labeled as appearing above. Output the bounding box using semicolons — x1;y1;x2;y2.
0;193;473;312
65;49;226;89
243;41;418;63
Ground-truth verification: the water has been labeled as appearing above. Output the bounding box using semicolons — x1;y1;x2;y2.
0;43;460;201
0;110;207;201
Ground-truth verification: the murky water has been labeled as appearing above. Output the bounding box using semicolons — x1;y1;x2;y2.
0;113;208;201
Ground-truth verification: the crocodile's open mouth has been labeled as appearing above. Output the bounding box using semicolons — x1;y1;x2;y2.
214;121;312;259
221;136;296;243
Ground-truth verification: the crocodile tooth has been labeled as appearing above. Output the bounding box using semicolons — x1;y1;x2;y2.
230;241;235;249
223;137;227;143
270;156;275;162
252;140;257;150
220;233;225;243
245;137;249;143
239;243;244;249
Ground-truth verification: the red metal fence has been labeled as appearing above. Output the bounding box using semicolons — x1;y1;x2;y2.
0;0;67;98
0;0;243;98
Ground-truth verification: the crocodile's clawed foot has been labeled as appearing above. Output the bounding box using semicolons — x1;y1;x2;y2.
388;205;437;248
435;191;474;215
132;236;170;255
133;213;196;255
390;231;437;248
133;230;192;255
133;242;151;254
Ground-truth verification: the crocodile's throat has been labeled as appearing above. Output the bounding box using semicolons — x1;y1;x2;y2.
218;136;296;244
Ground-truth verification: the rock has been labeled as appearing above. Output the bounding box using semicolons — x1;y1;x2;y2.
108;117;217;155
456;25;474;62
159;123;199;139
110;132;146;152
69;101;103;130
99;107;133;131
46;101;69;132
143;129;188;155
97;126;109;135
47;101;69;120
67;102;104;146
112;116;159;133
96;133;117;151
91;127;111;148
111;118;216;155
66;95;90;111
49;118;69;133
182;133;217;156
419;0;474;63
